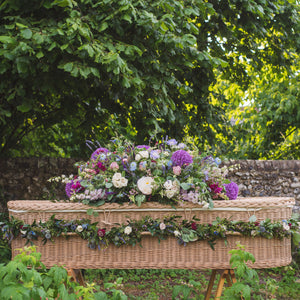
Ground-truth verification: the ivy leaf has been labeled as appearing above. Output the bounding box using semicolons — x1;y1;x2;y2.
21;29;33;39
86;208;94;216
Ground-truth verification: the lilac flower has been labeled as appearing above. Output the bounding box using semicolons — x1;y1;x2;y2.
65;181;74;198
224;182;239;200
171;150;193;167
150;150;160;159
166;139;178;146
136;145;150;149
177;143;186;149
91;147;109;160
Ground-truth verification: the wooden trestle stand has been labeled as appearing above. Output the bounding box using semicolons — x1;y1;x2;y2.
67;268;237;299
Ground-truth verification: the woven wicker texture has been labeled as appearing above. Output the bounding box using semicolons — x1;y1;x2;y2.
8;197;295;229
8;198;294;270
11;235;291;270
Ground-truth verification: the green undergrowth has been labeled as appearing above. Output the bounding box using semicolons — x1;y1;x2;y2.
85;264;300;300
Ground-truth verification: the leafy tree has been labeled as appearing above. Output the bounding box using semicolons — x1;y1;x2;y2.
0;0;299;157
212;53;300;159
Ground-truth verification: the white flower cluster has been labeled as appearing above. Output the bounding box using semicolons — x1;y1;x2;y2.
112;173;128;188
70;189;106;201
135;150;149;161
48;174;73;184
163;179;180;199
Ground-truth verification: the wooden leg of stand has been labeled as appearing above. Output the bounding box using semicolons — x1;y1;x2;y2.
205;270;217;300
204;269;237;300
214;270;228;299
229;269;237;284
67;269;85;286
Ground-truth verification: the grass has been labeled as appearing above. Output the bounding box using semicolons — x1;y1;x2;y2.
84;264;300;299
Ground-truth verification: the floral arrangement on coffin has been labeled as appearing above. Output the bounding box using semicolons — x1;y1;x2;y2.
50;137;239;208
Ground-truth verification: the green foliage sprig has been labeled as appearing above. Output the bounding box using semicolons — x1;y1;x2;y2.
1;215;299;252
0;246;127;300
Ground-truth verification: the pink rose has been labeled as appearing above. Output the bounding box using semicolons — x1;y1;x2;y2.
97;229;106;237
173;166;181;175
110;162;119;171
159;223;166;230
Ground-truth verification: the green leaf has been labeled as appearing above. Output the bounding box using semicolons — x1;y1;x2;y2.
135;195;146;206
17;103;32;113
160;21;168;32
122;14;132;23
99;22;108;32
42;275;53;290
0;36;15;43
21;29;33;39
180;183;191;190
32;33;44;44
105;182;113;188
86;208;94;216
36;51;44;59
52;0;74;8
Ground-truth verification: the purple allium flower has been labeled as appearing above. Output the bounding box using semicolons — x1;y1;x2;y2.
224;182;239;200
91;147;109;160
171;150;193;167
136;145;150;149
65;181;74;198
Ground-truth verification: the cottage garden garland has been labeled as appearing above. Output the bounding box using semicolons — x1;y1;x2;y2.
1;215;299;251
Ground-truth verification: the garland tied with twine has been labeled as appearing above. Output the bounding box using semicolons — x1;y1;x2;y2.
1;215;299;251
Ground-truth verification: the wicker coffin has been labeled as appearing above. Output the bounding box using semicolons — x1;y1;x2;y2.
8;197;295;270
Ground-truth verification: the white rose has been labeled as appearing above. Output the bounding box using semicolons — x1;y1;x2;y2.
112;180;122;188
202;202;209;209
76;225;83;232
112;173;126;188
172;180;180;192
164;180;173;190
124;226;132;235
165;189;178;199
120;177;128;187
283;222;290;231
21;230;27;235
137;177;154;195
135;153;141;161
113;173;122;180
174;230;181;237
139;151;149;159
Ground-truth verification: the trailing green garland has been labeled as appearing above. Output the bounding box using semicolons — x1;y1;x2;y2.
1;215;299;251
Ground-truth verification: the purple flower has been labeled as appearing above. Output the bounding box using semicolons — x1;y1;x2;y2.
171;150;193;167
91;147;109;160
136;145;150;149
65;181;74;198
224;182;239;200
150;150;160;159
166;139;178;146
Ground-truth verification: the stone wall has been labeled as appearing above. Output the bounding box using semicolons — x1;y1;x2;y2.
0;158;299;213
